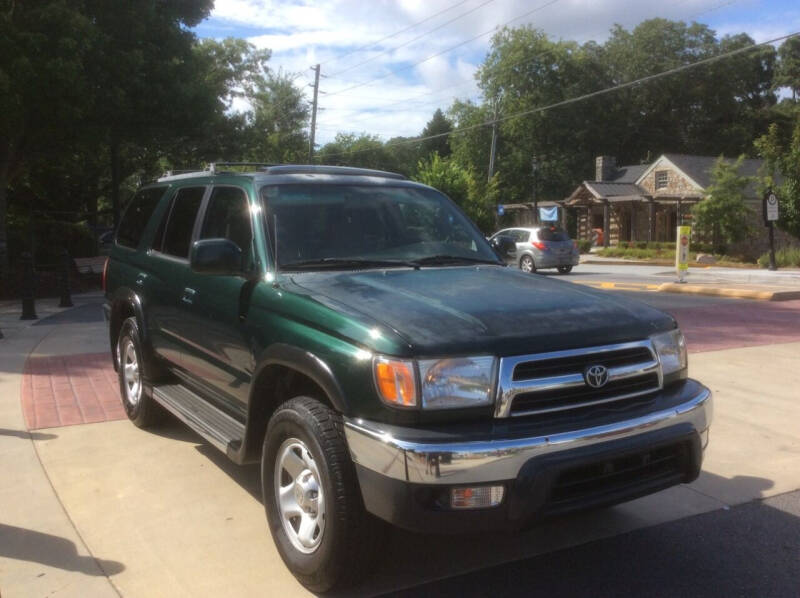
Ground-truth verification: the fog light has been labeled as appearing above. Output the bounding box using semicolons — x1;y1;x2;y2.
450;485;504;509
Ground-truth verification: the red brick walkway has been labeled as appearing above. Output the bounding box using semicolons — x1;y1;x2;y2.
21;353;125;430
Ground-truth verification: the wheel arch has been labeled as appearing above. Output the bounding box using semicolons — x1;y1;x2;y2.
241;344;348;463
108;288;145;370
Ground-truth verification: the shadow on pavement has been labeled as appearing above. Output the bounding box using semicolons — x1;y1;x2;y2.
334;473;778;598
0;523;125;577
380;489;800;598
31;302;104;326
0;427;57;440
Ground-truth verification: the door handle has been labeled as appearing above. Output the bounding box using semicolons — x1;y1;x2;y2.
181;287;196;304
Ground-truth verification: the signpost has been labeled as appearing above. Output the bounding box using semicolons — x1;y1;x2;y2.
763;190;779;271
675;226;691;283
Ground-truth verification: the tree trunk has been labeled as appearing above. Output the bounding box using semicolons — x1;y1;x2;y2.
0;143;10;283
110;139;121;231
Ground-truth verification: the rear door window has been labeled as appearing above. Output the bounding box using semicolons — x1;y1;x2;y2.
158;187;206;259
117;187;166;249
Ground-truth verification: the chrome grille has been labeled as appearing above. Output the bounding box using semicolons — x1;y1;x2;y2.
495;341;662;418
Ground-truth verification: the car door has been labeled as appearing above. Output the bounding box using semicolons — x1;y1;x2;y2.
146;185;208;367
180;184;257;415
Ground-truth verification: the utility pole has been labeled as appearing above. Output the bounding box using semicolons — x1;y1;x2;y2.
487;104;498;182
308;64;321;163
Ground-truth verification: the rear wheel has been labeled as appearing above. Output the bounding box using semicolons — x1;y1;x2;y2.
557;265;573;274
262;396;382;592
116;317;164;428
520;255;536;273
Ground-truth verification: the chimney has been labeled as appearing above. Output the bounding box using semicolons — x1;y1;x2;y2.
595;155;616;181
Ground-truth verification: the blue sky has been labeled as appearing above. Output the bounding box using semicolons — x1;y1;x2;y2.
193;0;800;145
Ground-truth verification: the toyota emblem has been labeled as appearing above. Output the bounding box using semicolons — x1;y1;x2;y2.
584;364;609;388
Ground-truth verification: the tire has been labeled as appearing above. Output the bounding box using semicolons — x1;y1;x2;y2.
116;317;164;428
262;396;382;592
519;254;536;273
557;265;573;274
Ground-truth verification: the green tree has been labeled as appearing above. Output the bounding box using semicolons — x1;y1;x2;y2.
318;133;399;171
246;71;309;163
775;37;800;100
692;156;753;250
414;153;470;205
0;0;95;279
420;109;453;158
755;115;800;239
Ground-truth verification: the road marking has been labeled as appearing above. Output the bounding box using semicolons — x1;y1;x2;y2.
575;281;660;292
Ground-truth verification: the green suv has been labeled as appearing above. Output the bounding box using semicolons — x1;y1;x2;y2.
103;164;712;591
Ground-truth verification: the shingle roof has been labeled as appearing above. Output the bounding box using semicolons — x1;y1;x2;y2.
662;154;765;192
585;181;646;198
609;164;648;184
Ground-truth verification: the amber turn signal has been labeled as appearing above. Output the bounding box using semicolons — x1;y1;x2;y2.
374;358;417;408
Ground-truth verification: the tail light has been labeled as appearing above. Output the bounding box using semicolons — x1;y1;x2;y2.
532;241;547;250
102;257;109;292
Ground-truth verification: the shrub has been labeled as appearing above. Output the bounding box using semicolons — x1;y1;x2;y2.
758;247;800;268
577;239;593;253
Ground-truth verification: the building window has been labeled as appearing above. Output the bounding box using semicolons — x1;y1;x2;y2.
655;170;668;190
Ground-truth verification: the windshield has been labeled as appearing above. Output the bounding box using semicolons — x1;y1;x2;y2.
260;184;500;270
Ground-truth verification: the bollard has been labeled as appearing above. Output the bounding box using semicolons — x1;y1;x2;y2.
20;252;38;320
59;249;74;307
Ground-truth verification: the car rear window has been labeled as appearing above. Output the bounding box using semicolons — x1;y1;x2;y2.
116;187;165;249
538;227;570;242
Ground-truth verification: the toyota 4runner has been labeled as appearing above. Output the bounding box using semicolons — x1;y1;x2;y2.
103;164;712;592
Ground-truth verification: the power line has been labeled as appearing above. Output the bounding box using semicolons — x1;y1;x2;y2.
321;0;473;68
319;30;798;159
327;0;497;79
322;0;562;97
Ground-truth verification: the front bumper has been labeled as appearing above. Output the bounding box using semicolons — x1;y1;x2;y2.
344;379;712;532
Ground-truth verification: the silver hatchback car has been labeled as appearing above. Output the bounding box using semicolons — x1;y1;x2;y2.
489;226;580;274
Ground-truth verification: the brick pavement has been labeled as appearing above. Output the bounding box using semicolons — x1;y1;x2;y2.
20;352;124;430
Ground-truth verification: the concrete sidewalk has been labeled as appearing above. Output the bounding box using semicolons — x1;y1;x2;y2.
2;296;800;596
0;292;119;598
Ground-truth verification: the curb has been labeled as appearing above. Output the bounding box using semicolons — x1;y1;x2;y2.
656;283;800;302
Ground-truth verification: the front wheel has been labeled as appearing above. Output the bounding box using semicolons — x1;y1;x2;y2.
520;255;536;273
557;265;573;274
262;397;382;592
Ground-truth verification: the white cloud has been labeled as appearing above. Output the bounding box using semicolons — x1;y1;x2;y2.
203;0;799;145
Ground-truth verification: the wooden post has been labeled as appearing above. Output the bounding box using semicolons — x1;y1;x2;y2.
648;200;656;242
603;201;610;247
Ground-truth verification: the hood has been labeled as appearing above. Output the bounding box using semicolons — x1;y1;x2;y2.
285;266;675;356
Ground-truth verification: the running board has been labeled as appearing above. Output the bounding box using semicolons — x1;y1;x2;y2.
152;384;245;458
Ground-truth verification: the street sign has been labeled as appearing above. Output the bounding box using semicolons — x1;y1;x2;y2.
675;226;691;283
497;204;505;216
764;191;779;222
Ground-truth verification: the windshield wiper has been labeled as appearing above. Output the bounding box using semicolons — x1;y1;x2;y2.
281;258;421;271
411;255;502;266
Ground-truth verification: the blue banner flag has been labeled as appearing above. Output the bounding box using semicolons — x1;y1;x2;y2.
539;206;558;222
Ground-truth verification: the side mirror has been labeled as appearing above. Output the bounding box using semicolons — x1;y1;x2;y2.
190;239;243;275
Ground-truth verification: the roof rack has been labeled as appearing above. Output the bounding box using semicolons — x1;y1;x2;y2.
207;162;277;174
261;165;406;180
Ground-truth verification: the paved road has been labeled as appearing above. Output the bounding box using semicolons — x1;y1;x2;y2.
388;490;800;598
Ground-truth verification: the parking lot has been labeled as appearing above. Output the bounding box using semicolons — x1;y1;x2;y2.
2;286;800;597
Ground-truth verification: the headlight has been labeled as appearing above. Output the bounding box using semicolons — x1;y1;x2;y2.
373;355;497;410
650;329;688;376
419;356;496;410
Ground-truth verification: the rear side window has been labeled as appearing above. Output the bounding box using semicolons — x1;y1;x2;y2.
159;187;205;258
538;227;570;242
117;187;165;248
